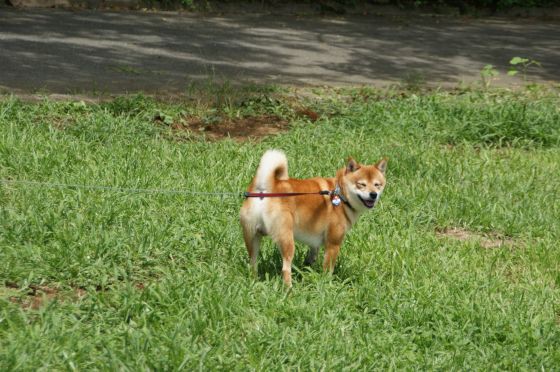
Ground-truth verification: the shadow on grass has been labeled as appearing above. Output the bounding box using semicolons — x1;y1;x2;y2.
252;241;357;286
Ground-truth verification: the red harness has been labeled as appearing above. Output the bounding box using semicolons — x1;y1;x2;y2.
243;189;351;209
243;190;331;198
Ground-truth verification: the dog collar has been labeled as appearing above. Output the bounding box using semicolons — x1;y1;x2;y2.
332;184;354;211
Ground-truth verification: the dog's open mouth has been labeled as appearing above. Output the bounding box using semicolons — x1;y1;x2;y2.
358;196;376;209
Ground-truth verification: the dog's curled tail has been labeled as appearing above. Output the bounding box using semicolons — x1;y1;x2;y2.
255;149;288;191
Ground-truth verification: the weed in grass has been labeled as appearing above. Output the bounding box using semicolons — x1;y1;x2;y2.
480;64;499;89
401;71;426;92
508;56;542;82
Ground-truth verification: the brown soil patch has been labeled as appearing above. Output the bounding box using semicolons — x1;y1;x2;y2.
6;283;62;310
436;227;516;249
296;108;320;122
170;114;290;141
4;281;147;310
50;115;76;130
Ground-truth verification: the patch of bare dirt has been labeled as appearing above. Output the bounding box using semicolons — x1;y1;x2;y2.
49;115;76;130
6;282;63;310
436;227;516;248
3;281;145;310
296;108;320;122
172;114;290;141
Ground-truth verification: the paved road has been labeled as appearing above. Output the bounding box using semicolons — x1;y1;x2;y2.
1;8;559;94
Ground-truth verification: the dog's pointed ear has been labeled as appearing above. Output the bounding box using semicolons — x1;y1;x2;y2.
346;157;360;174
375;157;388;175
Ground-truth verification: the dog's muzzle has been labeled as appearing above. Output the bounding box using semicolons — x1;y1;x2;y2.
358;194;377;209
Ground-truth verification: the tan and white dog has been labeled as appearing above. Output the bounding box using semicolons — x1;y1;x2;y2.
240;150;387;287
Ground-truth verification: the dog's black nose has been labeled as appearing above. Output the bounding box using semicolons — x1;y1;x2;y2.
369;192;378;199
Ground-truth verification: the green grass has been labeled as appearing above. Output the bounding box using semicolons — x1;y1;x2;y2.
1;87;559;369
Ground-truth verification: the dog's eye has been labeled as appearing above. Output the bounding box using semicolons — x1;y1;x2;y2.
374;183;382;187
357;182;366;189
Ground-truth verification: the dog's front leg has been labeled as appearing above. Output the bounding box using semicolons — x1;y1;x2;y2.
323;243;341;273
323;226;345;273
269;213;296;287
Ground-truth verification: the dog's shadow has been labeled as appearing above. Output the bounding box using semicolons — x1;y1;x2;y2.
256;242;313;282
255;242;355;285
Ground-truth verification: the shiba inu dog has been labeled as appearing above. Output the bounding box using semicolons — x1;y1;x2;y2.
240;150;387;287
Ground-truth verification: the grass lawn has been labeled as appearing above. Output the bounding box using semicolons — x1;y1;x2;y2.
1;86;559;369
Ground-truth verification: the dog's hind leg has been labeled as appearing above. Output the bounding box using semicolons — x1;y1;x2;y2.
277;235;295;287
242;225;261;275
268;217;295;287
240;204;263;276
